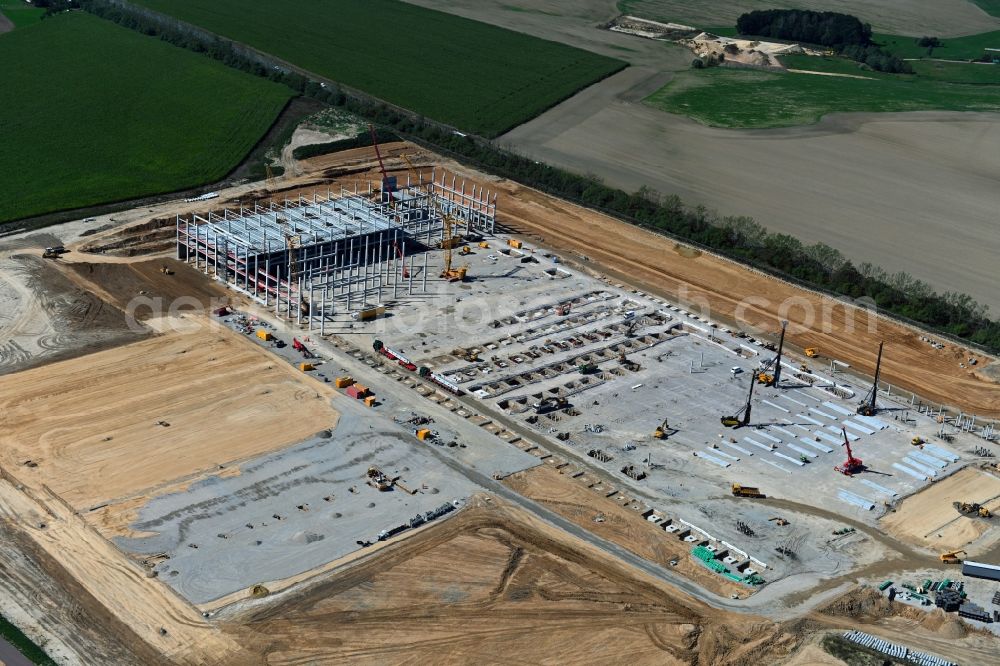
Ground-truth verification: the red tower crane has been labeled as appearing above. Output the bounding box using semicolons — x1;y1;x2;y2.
369;123;396;195
834;428;864;476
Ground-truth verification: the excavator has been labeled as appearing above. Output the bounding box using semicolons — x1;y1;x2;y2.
721;376;755;428
954;501;992;518
940;550;967;564
653;418;672;440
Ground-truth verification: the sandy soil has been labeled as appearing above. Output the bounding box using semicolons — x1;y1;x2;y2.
881;467;1000;551
0;325;340;509
223;497;800;665
504;466;749;598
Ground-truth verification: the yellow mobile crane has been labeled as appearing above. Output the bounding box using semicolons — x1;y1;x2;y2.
399;154;468;282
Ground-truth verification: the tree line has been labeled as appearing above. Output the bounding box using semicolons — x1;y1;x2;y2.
79;0;1000;354
736;9;911;73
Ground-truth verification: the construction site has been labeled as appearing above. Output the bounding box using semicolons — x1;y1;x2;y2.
1;138;999;665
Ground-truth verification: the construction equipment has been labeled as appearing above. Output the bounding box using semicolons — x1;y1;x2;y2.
292;338;314;359
911;436;925;446
41;247;60;259
508;239;522;249
555;302;571;316
368;123;396;195
732;483;766;499
160;265;174;275
834;427;864;476
856;341;884;416
459;245;472;255
653;419;672;440
619;352;640;372
940;550;967;564
805;347;818;358
533;396;568;414
478;241;490;249
415;428;433;441
440;211;468;282
398;153;468;282
392;241;409;279
954;502;992;518
721;376;755;428
366;466;393;491
768;517;789;526
765;321;787;387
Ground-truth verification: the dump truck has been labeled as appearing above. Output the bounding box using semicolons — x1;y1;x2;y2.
731;483;766;499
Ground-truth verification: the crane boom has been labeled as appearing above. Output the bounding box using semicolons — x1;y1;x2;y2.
769;320;787;387
369;123;395;195
857;342;884;416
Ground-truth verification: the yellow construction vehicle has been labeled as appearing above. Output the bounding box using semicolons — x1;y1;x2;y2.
459;245;472;255
955;501;992;518
757;372;773;385
805;348;818;358
366;466;393;491
653;419;670;439
478;241;490;249
940;550;967;564
911;436;925;446
399;154;469;282
731;483;766;499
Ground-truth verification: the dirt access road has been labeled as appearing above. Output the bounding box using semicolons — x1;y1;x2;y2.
295;143;1000;418
407;0;1000;313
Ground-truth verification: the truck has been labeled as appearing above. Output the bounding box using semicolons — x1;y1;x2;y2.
731;483;766;499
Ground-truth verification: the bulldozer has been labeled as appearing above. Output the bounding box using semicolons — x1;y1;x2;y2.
940;550;967;564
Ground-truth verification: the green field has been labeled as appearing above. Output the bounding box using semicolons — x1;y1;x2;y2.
0;12;292;224
0;0;44;28
645;65;1000;128
132;0;625;137
877;30;1000;60
971;0;1000;18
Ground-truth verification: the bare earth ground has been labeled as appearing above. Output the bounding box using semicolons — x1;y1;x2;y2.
0;325;339;509
405;1;1000;313
504;466;749;598
881;466;1000;552
504;102;1000;315
223;497;801;665
292;142;1000;418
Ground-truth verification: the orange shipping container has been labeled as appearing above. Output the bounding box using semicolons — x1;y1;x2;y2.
335;376;354;388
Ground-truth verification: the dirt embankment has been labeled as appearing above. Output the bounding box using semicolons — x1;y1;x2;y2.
287;143;1000;417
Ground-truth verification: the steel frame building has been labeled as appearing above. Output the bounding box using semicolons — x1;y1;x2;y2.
176;171;497;332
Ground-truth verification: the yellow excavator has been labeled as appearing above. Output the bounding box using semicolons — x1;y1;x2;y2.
653;419;671;439
940;550;967;564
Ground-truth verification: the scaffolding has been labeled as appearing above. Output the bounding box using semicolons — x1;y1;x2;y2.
176;173;496;332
